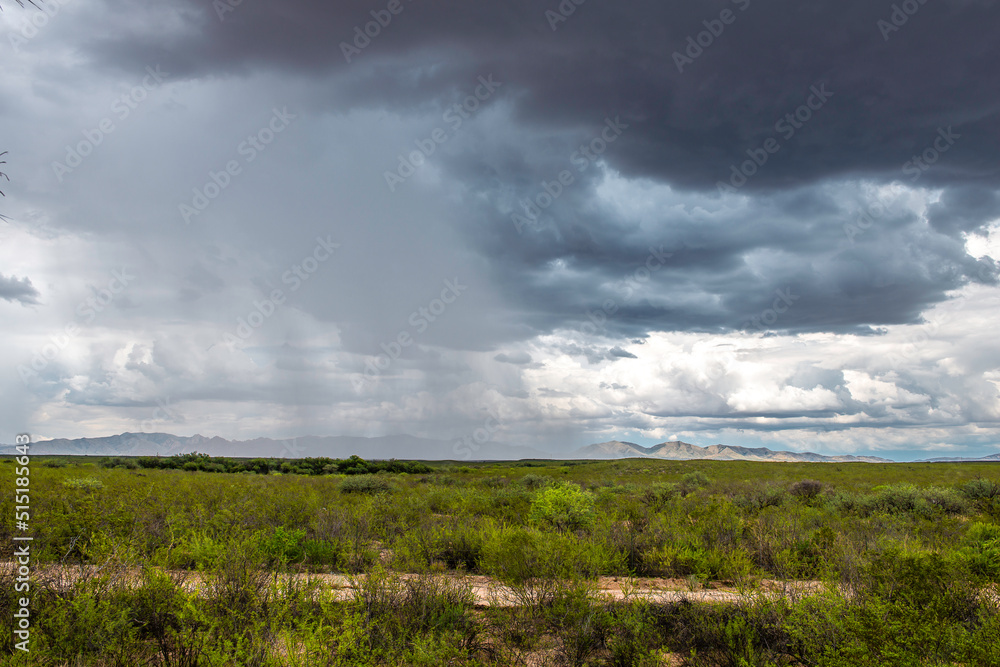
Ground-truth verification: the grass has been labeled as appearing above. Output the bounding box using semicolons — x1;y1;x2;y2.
2;454;999;665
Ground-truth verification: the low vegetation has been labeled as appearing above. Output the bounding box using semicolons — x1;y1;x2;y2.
2;455;999;665
123;452;434;476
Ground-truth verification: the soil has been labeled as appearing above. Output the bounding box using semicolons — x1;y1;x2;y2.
0;560;825;607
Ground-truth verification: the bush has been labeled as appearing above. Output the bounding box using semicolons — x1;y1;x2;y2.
123;568;194;664
175;531;223;569
960;477;1000;502
393;520;487;572
417;474;460;486
542;582;607;666
529;482;596;532
641;482;678;510
654;543;726;580
847;484;970;518
961;478;1000;515
790;479;824;501
202;534;273;629
518;473;551;490
99;457;137;469
960;522;1000;578
345;568;477;660
340;474;391;495
61;477;104;491
785;549;987;666
480;475;509;489
680;471;711;495
258;526;307;566
653;600;787;666
735;485;787;513
922;486;969;515
480;526;623;606
36;581;142;664
605;599;658;667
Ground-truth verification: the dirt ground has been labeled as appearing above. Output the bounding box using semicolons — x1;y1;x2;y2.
1;561;825;607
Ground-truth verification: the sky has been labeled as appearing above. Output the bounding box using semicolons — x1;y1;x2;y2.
1;0;999;460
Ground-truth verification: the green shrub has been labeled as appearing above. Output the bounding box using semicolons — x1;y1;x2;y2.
784;551;987;667
789;479;824;501
529;482;596;532
480;526;623;607
480;475;509;489
417;474;460;486
345;568;477;661
301;538;341;568
680;470;711;495
542;582;607;666
394;519;487;572
259;526;307;566
518;473;551;490
99;457;137;469
960;477;1000;502
655;543;725;580
844;484;969;518
961;478;1000;515
202;534;274;646
921;486;969;514
340;474;391;494
960;522;1000;578
861;548;981;622
865;484;928;515
61;477;104;491
641;482;678;510
37;584;142;665
605;599;658;667
166;531;223;569
653;600;786;667
735;485;787;513
123;568;196;664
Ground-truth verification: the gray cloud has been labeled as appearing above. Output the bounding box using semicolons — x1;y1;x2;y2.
48;0;999;340
495;351;533;365
2;0;998;455
0;273;40;305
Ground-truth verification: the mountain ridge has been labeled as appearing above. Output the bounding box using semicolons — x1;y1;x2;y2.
0;433;903;462
916;453;1000;463
0;432;544;461
576;440;893;463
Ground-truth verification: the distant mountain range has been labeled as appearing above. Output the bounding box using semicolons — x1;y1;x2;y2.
917;453;1000;463
0;432;916;463
577;440;894;463
0;432;547;461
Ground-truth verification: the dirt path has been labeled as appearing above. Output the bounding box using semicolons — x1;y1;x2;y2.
306;573;823;606
1;561;823;607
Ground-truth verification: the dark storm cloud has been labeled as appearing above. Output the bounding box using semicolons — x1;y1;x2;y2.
451;175;998;338
928;186;1000;237
77;0;1000;339
86;0;999;187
